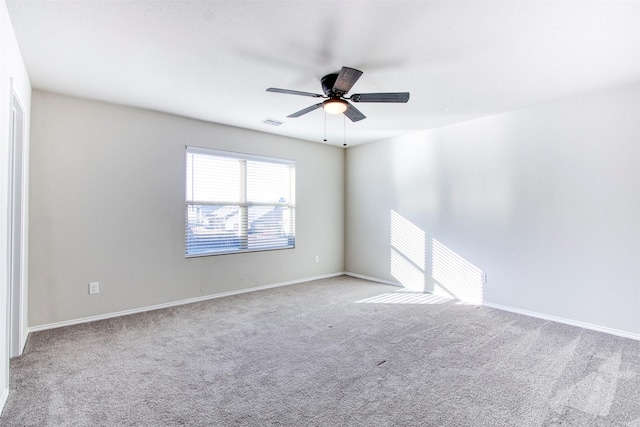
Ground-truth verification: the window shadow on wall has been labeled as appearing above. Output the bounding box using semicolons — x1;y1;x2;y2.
377;210;484;304
432;239;484;304
390;210;426;291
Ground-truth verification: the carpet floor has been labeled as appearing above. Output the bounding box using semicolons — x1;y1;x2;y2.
2;276;640;426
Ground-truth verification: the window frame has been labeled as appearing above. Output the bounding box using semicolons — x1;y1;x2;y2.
185;146;296;258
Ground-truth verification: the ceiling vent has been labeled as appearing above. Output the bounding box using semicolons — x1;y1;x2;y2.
261;118;284;126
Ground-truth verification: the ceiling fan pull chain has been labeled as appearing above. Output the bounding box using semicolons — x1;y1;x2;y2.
323;110;327;142
343;115;347;147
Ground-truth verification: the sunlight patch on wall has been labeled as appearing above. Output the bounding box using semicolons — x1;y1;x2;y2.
391;249;425;291
356;290;451;305
432;239;484;304
390;211;426;291
390;211;425;269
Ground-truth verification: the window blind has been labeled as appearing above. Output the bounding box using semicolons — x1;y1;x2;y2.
185;147;295;257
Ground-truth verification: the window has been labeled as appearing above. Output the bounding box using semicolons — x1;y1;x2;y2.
185;147;295;257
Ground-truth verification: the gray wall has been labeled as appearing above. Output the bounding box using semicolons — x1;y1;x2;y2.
346;82;640;336
29;91;345;327
26;83;640;337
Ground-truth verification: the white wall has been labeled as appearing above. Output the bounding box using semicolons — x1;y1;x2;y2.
346;82;640;337
0;0;31;413
29;91;344;327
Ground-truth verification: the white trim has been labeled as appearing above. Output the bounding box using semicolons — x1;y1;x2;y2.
186;145;295;165
26;272;640;341
8;86;27;359
0;387;7;416
483;302;640;342
28;273;344;333
344;272;402;287
346;272;640;341
19;328;27;354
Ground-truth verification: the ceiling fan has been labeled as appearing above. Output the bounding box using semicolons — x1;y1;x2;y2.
267;66;410;122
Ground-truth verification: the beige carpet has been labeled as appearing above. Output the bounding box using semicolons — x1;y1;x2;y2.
2;276;640;426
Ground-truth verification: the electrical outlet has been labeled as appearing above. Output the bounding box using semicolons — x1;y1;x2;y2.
315;255;320;264
89;282;99;295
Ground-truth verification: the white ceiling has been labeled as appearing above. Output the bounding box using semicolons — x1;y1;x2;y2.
6;0;640;146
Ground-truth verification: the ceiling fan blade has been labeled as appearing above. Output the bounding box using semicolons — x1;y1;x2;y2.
343;102;366;122
350;92;410;103
332;67;363;95
267;88;324;98
287;103;323;118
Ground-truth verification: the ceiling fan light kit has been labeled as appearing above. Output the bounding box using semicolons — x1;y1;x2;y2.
323;98;348;114
267;66;410;123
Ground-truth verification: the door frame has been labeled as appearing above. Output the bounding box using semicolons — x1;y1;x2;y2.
7;83;26;358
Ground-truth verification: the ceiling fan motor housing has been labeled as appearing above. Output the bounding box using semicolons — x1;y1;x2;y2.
321;73;341;96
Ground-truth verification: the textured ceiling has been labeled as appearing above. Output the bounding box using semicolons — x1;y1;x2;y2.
6;0;640;146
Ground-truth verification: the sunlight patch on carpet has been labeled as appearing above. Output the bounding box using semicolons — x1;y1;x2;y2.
356;290;451;305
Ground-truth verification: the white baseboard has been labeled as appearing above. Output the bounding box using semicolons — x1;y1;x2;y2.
346;272;640;341
27;272;640;342
19;327;28;356
483;302;640;342
344;272;402;287
0;387;8;417
331;274;640;343
28;272;345;333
